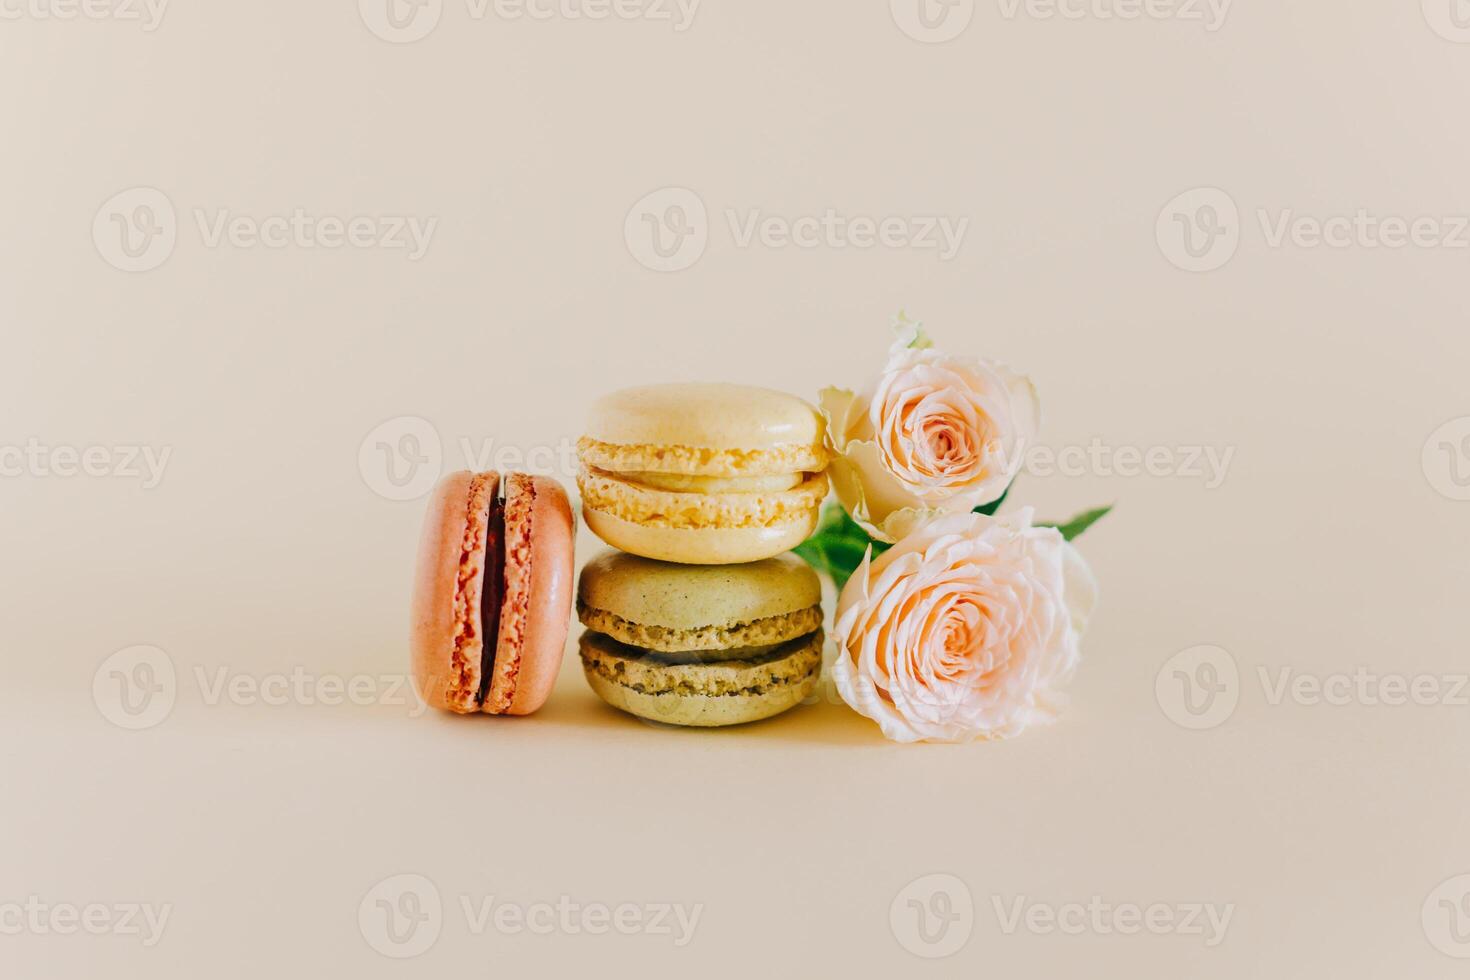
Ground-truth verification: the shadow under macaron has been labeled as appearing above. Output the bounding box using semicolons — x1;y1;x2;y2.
539;642;891;747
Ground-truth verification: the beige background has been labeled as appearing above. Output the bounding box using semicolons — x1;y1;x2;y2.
3;1;1469;976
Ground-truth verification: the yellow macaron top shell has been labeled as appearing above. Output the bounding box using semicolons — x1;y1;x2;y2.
577;549;822;632
583;384;827;471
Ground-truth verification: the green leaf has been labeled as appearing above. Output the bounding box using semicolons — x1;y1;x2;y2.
1041;504;1113;542
795;502;881;591
798;495;1112;591
972;483;1011;517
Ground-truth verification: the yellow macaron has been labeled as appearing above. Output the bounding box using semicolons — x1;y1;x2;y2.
577;383;830;564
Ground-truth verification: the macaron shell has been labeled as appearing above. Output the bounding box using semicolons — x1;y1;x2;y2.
584;383;825;452
578;604;823;657
578;550;822;631
582;505;818;565
485;474;575;715
410;470;498;714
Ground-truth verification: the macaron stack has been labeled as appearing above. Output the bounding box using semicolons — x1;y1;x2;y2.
575;384;830;727
407;383;831;728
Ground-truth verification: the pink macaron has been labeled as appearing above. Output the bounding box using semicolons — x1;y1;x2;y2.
411;470;575;715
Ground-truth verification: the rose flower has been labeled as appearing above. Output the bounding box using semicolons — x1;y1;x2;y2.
831;509;1097;743
820;319;1039;543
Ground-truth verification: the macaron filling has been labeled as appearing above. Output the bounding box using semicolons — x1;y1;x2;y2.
579;630;823;698
623;471;805;494
578;467;829;530
577;437;826;480
474;487;507;708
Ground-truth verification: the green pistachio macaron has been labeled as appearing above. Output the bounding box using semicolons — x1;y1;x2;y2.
576;550;824;727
